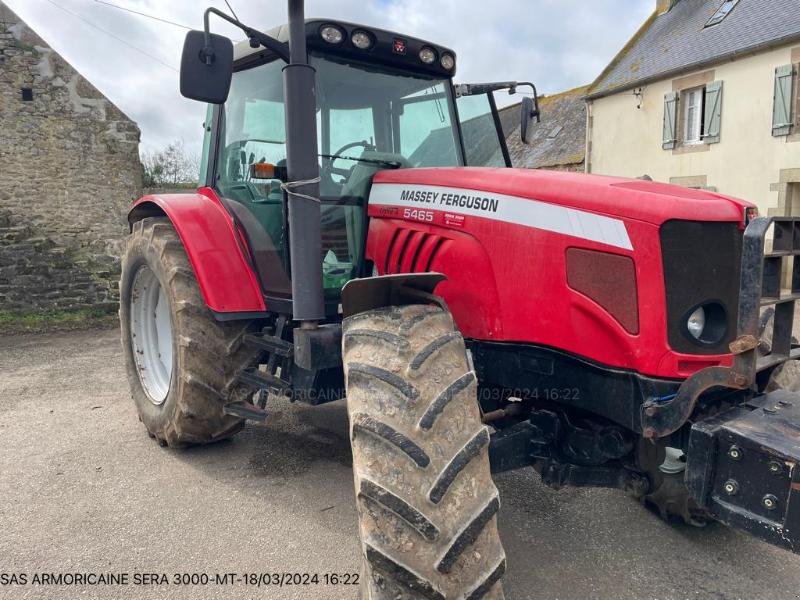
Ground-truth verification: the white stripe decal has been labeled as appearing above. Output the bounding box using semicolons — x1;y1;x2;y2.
369;183;633;251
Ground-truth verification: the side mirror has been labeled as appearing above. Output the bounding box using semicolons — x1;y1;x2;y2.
520;96;540;144
180;30;234;105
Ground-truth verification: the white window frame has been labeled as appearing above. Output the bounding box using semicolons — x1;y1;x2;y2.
682;86;705;145
705;0;740;28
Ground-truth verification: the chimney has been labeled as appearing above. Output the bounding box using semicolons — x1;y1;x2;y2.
657;0;678;15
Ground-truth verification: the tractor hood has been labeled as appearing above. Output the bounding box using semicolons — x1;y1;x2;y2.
370;167;753;227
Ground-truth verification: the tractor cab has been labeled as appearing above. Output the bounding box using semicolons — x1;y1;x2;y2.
192;18;534;311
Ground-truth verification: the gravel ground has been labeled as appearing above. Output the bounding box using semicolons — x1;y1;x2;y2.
1;327;800;600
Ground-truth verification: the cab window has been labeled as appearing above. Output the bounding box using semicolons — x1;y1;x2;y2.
398;84;459;167
217;60;287;271
457;93;507;167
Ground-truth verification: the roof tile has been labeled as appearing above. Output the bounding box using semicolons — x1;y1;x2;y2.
590;0;800;97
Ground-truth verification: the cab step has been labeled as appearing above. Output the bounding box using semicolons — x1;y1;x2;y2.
223;400;268;422
243;333;293;358
236;368;291;394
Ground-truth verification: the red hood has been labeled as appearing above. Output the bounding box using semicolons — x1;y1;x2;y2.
373;167;753;226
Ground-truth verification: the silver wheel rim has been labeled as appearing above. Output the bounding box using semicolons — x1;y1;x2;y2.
130;265;173;405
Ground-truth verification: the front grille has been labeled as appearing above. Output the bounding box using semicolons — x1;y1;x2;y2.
660;220;742;355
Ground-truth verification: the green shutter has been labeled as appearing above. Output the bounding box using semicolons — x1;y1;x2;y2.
773;64;795;137
662;92;678;150
198;104;214;185
703;80;723;144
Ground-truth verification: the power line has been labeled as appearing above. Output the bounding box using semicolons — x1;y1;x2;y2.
223;0;239;21
42;0;178;72
92;0;192;30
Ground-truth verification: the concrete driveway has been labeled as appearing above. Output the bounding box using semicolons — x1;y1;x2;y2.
1;327;800;600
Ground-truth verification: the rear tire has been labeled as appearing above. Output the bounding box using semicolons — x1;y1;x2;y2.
343;305;506;600
120;217;259;447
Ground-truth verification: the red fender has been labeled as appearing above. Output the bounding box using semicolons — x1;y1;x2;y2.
128;187;267;316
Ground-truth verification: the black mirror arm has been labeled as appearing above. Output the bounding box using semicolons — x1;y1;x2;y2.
456;81;541;123
203;7;290;64
455;81;519;96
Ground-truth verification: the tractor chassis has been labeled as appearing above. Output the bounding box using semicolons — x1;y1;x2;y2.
219;217;800;556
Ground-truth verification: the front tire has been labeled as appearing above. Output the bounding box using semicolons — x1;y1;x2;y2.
120;217;258;447
343;305;506;600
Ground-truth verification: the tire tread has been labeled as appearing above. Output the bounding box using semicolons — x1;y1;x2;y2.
344;304;505;600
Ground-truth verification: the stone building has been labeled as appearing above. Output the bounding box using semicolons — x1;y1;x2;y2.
586;0;800;216
0;0;141;315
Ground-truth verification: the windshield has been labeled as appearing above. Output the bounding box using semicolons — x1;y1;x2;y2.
215;53;463;297
311;51;463;180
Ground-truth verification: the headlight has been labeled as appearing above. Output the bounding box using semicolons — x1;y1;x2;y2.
419;47;437;64
687;307;706;340
440;53;455;70
682;302;727;346
320;25;344;44
351;30;373;50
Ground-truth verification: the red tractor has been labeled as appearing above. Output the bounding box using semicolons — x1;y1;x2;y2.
121;3;800;598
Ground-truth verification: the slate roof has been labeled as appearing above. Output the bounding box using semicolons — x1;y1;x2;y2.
502;85;588;170
589;0;800;98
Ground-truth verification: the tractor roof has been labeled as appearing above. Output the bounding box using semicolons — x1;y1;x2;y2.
234;19;457;78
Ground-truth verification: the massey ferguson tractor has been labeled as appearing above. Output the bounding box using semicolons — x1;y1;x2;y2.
121;2;800;598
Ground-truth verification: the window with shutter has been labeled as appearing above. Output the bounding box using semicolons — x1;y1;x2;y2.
773;64;795;137
683;87;704;144
663;92;678;150
703;81;723;144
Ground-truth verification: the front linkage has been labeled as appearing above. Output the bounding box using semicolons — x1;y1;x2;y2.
645;216;800;550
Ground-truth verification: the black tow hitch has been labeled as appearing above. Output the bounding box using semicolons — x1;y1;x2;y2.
687;390;800;553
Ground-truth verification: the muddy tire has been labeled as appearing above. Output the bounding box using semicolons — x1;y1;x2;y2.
120;217;259;447
343;305;505;600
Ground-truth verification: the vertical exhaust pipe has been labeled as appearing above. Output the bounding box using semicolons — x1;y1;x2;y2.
284;0;324;324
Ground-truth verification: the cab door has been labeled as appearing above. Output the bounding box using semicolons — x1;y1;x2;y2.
213;59;292;298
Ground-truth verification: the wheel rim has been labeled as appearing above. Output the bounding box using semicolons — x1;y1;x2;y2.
130;265;173;405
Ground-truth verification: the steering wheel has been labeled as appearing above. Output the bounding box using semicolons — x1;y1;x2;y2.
322;140;375;180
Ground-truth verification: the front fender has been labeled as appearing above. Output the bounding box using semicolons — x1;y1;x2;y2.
341;273;447;318
128;187;267;317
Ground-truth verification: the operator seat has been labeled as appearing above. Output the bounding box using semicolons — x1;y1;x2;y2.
340;151;411;200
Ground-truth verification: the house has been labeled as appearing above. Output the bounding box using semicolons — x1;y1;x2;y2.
502;85;588;172
0;1;142;315
585;0;800;217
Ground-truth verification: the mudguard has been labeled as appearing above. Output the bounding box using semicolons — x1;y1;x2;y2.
128;187;267;317
341;273;447;317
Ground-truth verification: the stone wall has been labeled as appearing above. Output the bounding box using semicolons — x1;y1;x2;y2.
0;1;141;315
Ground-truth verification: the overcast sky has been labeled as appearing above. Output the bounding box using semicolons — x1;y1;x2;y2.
6;0;653;154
